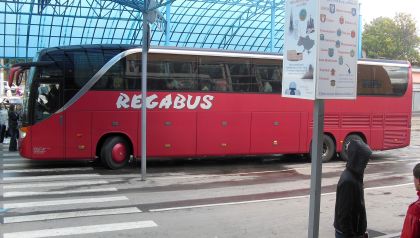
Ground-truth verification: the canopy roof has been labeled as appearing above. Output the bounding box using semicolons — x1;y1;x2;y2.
0;0;285;65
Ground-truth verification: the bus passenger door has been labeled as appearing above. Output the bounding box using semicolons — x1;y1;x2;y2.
30;82;64;159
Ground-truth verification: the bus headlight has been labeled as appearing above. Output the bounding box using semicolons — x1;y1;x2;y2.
19;127;28;139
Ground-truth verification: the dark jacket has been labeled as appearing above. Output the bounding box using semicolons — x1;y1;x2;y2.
334;139;372;237
8;110;18;129
401;191;420;238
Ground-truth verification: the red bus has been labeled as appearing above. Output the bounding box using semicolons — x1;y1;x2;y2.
9;45;412;169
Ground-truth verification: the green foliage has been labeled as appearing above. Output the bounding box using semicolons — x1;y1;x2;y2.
362;13;420;65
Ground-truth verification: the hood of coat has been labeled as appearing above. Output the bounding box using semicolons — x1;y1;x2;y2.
346;139;372;175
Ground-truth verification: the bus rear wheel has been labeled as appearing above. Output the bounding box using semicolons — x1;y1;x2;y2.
309;135;336;163
340;134;363;162
101;136;130;170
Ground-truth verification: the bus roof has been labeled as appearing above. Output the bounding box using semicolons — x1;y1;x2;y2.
36;44;410;67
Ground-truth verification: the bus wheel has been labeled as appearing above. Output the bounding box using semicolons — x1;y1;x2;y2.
340;134;363;162
309;135;336;163
101;136;130;170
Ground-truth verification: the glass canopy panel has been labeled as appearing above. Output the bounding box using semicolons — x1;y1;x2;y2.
0;0;285;66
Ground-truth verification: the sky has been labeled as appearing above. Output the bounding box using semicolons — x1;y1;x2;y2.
359;0;420;32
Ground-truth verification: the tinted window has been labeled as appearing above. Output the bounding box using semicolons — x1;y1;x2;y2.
198;56;229;92
357;64;408;96
39;48;122;104
254;59;282;93
93;53;198;91
228;61;258;92
34;83;61;123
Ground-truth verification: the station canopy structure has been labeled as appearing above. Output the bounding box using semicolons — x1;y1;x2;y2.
0;0;286;67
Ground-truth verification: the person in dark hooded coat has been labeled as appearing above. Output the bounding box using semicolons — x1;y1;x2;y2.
334;139;372;238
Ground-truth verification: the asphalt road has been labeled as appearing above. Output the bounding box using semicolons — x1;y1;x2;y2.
1;117;420;238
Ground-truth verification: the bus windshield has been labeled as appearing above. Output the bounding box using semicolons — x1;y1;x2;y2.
21;65;36;126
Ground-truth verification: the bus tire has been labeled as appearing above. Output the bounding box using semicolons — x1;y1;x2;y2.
309;135;336;163
101;136;130;170
340;134;363;162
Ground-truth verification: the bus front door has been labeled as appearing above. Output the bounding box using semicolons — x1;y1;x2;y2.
30;82;64;159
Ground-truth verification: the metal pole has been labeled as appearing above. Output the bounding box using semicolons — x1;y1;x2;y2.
270;1;275;52
0;59;4;96
141;10;149;181
308;99;324;238
165;3;171;46
358;3;362;59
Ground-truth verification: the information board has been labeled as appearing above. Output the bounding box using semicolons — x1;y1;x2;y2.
283;0;359;100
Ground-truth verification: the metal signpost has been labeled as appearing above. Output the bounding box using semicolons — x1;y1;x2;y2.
283;0;359;237
141;10;149;181
140;0;167;180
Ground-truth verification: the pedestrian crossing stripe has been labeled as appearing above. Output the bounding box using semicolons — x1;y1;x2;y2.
3;220;158;238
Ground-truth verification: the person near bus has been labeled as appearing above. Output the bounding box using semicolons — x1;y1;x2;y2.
334;139;372;238
400;163;420;238
0;103;8;143
8;104;19;151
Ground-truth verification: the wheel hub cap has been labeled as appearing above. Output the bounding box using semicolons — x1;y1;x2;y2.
111;143;127;163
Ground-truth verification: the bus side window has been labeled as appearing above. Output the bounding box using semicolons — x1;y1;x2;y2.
255;64;282;93
385;66;409;96
167;60;197;91
358;65;393;96
93;58;124;90
229;63;256;92
198;60;228;92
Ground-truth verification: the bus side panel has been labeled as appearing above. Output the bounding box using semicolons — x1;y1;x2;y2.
369;114;385;150
148;111;197;157
197;112;251;156
92;111;138;157
383;113;411;149
300;113;310;153
65;111;92;159
250;112;301;154
30;113;64;160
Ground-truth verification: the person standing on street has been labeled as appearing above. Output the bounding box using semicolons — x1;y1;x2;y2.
0;103;8;143
8;104;18;151
334;139;372;238
400;163;420;238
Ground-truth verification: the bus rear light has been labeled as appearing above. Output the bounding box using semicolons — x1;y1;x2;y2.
272;140;278;146
221;143;228;147
164;144;171;148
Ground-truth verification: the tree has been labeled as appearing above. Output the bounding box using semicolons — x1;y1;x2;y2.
362;13;420;65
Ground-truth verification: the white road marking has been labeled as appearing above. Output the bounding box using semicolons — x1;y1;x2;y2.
3;207;142;223
3;180;109;189
2;153;20;157
150;183;413;212
375;233;401;238
2;221;158;238
4;187;118;198
1;158;23;162
3;167;93;173
3;196;129;209
2;163;29;167
3;173;101;181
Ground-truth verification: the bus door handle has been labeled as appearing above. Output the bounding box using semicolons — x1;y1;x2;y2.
59;115;63;125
